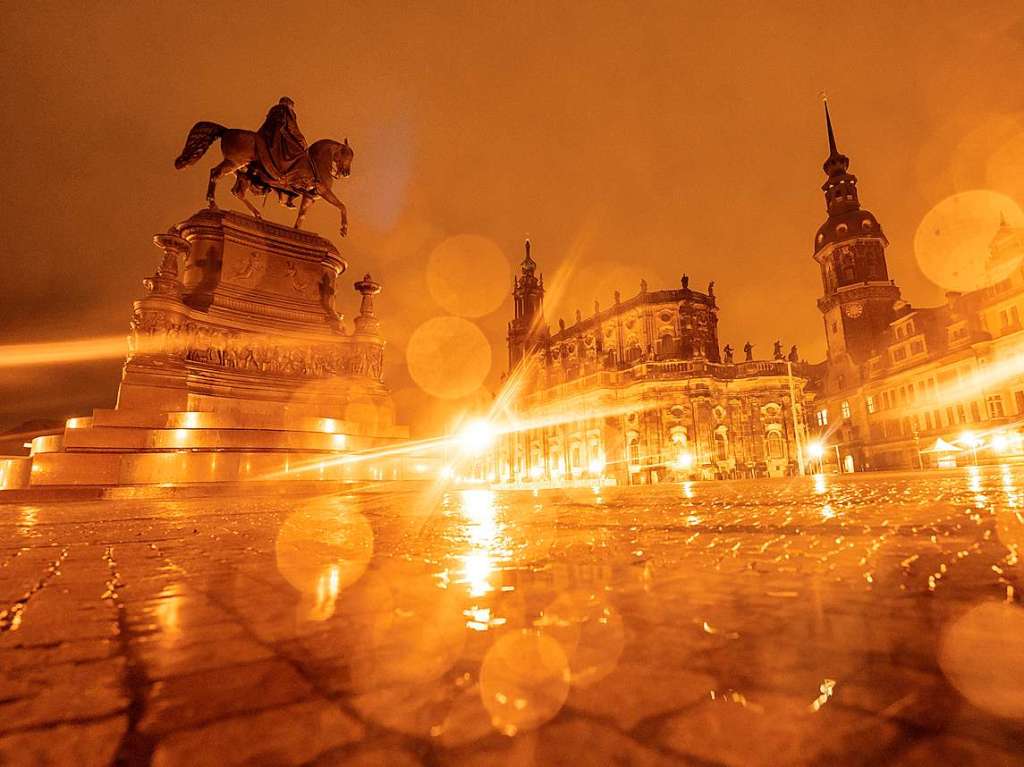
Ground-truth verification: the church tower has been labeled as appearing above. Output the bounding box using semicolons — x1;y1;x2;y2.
507;239;547;369
813;102;901;364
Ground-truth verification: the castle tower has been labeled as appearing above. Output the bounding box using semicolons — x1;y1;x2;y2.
813;101;901;364
507;239;546;369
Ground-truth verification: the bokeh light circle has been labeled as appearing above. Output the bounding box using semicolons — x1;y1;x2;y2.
406;316;491;399
986;125;1024;202
427;234;510;317
480;629;571;735
274;499;374;621
913;190;1024;291
536;591;625;688
938;602;1024;718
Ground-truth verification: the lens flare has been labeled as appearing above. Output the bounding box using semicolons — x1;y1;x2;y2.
0;335;128;368
914;190;1024;291
427;234;510;317
274;499;374;621
938;602;1024;718
479;629;571;736
406;316;491;399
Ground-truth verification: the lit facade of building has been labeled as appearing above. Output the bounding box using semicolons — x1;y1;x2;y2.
809;106;1024;471
491;244;811;484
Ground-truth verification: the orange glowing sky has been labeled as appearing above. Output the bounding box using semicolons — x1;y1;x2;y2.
0;2;1021;436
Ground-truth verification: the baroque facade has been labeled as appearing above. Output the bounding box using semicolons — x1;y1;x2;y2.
488;244;811;485
808;105;1024;471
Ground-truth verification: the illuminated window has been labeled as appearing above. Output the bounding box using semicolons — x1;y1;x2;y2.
765;431;784;460
988;395;1005;419
816;408;829;426
841;401;851;419
628;438;640;466
866;395;876;414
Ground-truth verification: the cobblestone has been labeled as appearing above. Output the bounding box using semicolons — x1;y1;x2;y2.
1;468;1024;765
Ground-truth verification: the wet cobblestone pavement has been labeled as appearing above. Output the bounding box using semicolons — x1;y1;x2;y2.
2;467;1024;766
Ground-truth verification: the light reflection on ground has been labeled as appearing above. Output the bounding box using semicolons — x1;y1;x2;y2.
1;467;1023;764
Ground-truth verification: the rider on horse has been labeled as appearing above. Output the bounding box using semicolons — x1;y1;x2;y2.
255;97;315;207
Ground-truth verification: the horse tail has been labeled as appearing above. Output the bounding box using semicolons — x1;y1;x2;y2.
174;121;226;169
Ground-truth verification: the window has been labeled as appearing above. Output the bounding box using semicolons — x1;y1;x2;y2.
628;438;640;467
765;431;785;460
816;408;829;426
841;400;851;419
892;347;907;363
1016;391;1024;415
910;340;924;355
925;412;933;430
988;395;1005;419
970;401;981;421
714;432;729;461
866;395;876;414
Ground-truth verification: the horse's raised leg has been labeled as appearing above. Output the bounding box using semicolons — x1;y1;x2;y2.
207;158;239;209
294;195;314;230
316;184;348;237
231;174;263;219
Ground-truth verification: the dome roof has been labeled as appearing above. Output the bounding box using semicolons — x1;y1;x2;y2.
814;208;887;252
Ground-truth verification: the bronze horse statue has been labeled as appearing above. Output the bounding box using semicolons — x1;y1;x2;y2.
174;122;354;236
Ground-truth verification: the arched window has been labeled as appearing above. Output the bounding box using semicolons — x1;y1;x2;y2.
765;431;784;460
714;432;729;461
628;437;641;466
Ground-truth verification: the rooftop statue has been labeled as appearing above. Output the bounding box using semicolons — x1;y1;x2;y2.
174;97;354;236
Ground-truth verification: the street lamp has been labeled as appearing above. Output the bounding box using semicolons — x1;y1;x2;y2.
960;430;982;465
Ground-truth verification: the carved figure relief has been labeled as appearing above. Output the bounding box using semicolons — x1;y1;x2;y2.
128;307;384;381
284;259;316;299
230;250;266;285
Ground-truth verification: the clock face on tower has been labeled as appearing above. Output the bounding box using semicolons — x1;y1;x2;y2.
844;302;864;319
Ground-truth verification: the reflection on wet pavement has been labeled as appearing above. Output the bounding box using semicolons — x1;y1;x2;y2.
2;467;1024;765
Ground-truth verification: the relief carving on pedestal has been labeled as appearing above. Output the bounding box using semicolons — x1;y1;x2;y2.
229;250;267;286
128;307;384;381
284;259;317;299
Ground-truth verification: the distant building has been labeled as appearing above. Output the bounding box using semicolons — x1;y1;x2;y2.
808;104;1024;471
490;243;811;484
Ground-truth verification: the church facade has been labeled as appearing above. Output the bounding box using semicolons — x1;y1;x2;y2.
807;105;1024;471
487;244;812;485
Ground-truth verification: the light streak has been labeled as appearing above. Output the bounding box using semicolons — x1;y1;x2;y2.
0;335;128;368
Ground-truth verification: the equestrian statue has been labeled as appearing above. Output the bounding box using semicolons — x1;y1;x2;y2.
174;97;353;236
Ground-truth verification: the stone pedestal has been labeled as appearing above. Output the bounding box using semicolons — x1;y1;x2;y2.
23;210;408;487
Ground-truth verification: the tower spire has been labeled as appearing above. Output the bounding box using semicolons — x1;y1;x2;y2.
819;99;857;214
824;99;838;157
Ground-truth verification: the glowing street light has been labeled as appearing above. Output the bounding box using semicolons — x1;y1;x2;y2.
960;430;982;465
588;456;606;475
991;433;1010;454
807;442;825;460
458;418;497;454
673;451;694;471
